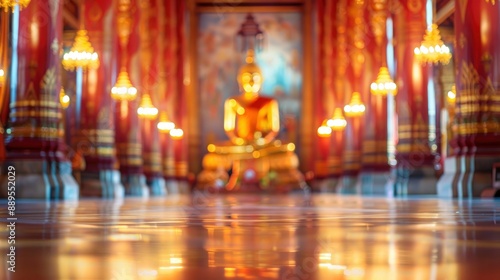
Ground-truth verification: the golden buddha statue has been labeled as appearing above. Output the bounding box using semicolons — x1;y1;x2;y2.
197;50;304;192
224;49;279;146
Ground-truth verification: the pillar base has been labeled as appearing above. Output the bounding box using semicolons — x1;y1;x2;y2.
359;172;392;196
122;174;149;197
393;166;437;196
80;170;125;198
336;175;360;194
0;160;79;200
312;178;338;193
147;177;167;196
437;155;498;198
165;179;191;194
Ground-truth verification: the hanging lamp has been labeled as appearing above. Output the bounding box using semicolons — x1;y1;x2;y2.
137;93;158;119
326;108;347;131
370;67;397;96
62;0;99;71
0;0;30;12
344;92;366;117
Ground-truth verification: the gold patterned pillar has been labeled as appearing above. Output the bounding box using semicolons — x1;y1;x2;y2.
313;0;328;189
138;0;166;196
332;0;349;192
114;0;149;197
359;0;393;194
337;0;366;194
161;0;189;194
437;0;500;197
0;12;9;161
0;0;79;200
314;0;342;192
393;0;437;195
70;0;125;198
174;0;190;193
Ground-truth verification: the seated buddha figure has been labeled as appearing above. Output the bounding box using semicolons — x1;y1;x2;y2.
224;49;279;147
197;50;304;192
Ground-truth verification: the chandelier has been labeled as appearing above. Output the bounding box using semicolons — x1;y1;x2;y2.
0;68;5;85
157;111;175;133
236;13;264;53
0;0;30;12
326;108;347;131
62;29;99;71
317;120;332;137
370;67;397;96
414;24;451;65
137;93;158;119
344;92;366;117
111;68;137;101
170;128;184;140
59;88;70;109
447;85;456;103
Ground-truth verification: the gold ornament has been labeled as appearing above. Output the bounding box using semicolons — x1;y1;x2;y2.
62;29;99;71
137;93;158;119
414;24;452;65
111;68;137;101
370;67;397;96
344;92;366;117
0;0;30;12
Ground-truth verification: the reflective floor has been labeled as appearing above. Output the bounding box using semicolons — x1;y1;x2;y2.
2;193;500;279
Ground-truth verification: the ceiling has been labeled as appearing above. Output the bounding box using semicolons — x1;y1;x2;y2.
436;0;454;28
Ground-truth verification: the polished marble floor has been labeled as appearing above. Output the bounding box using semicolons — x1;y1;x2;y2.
2;193;500;280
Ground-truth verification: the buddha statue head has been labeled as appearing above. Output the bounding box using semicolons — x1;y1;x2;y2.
237;49;263;96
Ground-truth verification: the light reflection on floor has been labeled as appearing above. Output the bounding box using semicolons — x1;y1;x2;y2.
2;194;500;279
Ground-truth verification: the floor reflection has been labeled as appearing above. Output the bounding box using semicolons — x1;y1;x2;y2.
2;194;500;279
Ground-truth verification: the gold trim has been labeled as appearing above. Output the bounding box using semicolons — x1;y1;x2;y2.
10;110;62;118
398;131;431;139
453;121;500;135
10;100;60;108
78;129;115;136
8;127;64;138
458;105;500;114
396;143;431;153
97;147;115;156
398;124;432;131
118;158;143;166
196;6;301;13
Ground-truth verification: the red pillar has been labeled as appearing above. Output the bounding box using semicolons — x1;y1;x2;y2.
313;0;327;185
359;0;392;194
70;0;124;198
138;0;166;196
1;0;78;199
438;0;500;197
0;13;9;161
160;0;189;194
174;0;190;193
161;0;178;193
337;0;365;194
332;0;349;192
115;0;149;197
393;0;437;195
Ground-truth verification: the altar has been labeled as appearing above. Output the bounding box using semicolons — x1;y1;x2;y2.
196;15;305;193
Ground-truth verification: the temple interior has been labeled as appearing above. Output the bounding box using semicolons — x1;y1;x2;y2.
1;0;500;279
